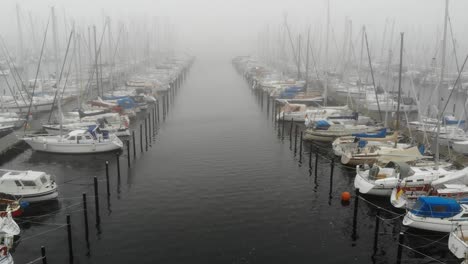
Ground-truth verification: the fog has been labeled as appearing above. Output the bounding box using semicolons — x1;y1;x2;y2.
2;0;468;60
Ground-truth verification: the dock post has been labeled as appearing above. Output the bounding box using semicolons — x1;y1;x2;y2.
281;113;285;139
105;161;110;196
373;209;380;253
144;118;148;151
290;119;294;141
41;246;47;264
266;94;270;116
82;193;89;243
299;132;303;159
94;177;100;225
157;100;160;123
309;144;312;169
396;232;404;264
329;159;335;192
314;152;319;177
352;188;359;240
147;114;151;146
132;131;136;158
140;124;143;153
294;125;298;153
116;153;121;183
66;215;73;260
153;107;156;130
126;140;131;167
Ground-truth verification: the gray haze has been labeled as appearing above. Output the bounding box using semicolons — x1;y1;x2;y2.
2;0;468;61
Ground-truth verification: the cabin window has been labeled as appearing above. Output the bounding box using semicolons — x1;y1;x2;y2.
432;205;448;213
420;168;427;171
40;176;47;184
21;180;36;187
462;214;468;218
85;136;92;140
69;136;76;141
416;179;424;182
14;180;22;187
77;136;82;141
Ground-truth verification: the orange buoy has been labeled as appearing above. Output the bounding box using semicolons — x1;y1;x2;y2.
341;192;351;202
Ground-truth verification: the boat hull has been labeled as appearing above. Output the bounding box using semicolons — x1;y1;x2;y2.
23;138;122;154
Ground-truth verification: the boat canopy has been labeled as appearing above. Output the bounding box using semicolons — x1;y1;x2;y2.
378;147;424;164
384;161;412;178
352;128;387;138
411;197;462;218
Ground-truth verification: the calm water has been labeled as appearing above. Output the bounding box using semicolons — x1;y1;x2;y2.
3;57;458;263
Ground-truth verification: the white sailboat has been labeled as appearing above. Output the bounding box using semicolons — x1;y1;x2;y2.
402;196;468;232
22;127;123;154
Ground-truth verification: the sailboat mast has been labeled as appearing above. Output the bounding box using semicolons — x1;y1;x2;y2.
435;0;450;168
305;27;310;90
324;0;330;106
51;7;59;81
297;35;301;79
16;4;24;80
395;33;404;148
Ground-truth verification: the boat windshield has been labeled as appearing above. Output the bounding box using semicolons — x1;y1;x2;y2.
21;180;36;187
40;176;47;184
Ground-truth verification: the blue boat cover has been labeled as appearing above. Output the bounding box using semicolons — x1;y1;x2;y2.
444;116;466;125
358;140;367;148
103;95;128;100
117;98;136;109
315;120;331;129
410;197;461;218
352;128;387;138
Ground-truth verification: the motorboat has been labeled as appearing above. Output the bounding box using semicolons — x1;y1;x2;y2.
0;169;58;202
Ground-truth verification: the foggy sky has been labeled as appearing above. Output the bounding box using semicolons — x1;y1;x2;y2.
2;0;468;59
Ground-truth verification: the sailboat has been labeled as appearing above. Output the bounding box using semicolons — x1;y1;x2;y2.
402;196;468;232
23;86;123;153
0;211;20;264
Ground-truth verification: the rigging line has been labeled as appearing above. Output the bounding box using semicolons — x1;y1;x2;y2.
59;46;75;102
0;67;21;109
24;14;51;132
364;31;383;122
441;54;468;115
48;30;75;122
398;243;447;264
17;224;67;243
0;38;28;105
83;21;109;102
0;38;28;99
23;256;45;264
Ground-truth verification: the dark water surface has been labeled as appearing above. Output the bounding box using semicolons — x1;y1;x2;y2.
4;58;457;263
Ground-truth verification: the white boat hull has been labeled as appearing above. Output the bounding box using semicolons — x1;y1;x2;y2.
23;138;122;154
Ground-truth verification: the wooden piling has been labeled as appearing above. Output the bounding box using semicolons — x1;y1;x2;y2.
41;246;47;264
93;177;100;225
105;161;110;196
82;193;89;242
373;209;380;252
126;140;131;167
116;153;121;183
66;215;73;260
396;232;404;264
132;131;136;158
314;152;319;177
144;118;148;151
140;124;143;153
